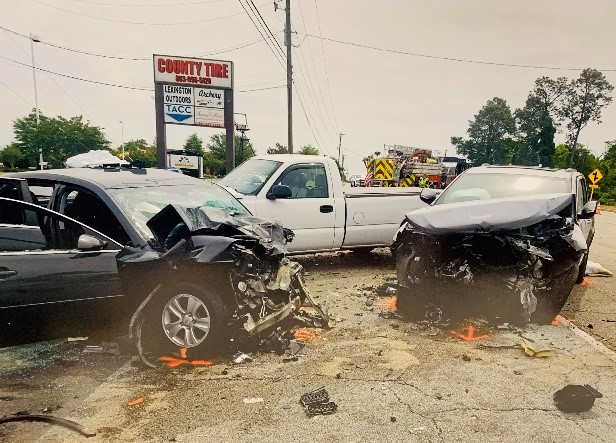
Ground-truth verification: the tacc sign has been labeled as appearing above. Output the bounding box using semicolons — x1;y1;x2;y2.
154;55;233;89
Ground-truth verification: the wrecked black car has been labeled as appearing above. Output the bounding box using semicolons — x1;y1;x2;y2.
393;166;597;324
123;204;326;365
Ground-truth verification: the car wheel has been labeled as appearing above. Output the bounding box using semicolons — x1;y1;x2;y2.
531;264;578;325
140;282;229;359
576;251;589;284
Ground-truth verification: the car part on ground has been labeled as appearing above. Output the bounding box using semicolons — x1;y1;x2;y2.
553;384;603;413
394;194;587;325
124;204;329;367
300;387;338;417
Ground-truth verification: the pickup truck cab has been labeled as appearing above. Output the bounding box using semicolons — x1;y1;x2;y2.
218;155;431;253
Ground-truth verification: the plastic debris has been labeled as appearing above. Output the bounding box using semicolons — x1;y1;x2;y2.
520;339;552;358
67;337;88;342
0;414;96;437
585;261;613;277
127;398;144;407
243;398;264;404
231;352;253;365
83;342;121;356
300;387;338;417
554;384;602;412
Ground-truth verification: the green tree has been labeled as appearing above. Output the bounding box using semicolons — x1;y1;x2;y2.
298;145;319;155
205;133;256;176
266;143;289;154
451;97;516;165
0;143;23;169
558;69;614;166
554;143;599;177
597;141;616;203
112;139;156;166
183;133;204;155
13;110;109;168
514;95;556;167
331;157;347;181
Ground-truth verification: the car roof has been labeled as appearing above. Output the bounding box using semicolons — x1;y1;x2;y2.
465;165;578;179
8;167;205;190
252;154;328;162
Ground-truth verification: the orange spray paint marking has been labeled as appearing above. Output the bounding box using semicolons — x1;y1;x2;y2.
581;277;590;286
179;347;187;359
551;318;561;326
127;398;144;406
293;328;322;341
158;348;214;368
449;325;489;341
375;296;398;311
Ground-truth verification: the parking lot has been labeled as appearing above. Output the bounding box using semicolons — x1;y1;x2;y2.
0;213;615;443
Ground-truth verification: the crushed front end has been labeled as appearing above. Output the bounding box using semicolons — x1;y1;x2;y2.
393;194;587;324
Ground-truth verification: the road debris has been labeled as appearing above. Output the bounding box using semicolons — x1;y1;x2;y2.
83;342;121;356
520;339;552;358
243;398;264;404
127;398;145;407
585;261;613;277
0;414;96;438
300;387;338;417
67;337;88;342
231;352;253;365
554;384;603;413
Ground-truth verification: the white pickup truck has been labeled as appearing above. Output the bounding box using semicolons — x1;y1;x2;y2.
219;155;432;254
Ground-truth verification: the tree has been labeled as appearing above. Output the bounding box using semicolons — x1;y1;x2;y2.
112;139;156;166
298;145;319;155
554;143;599;177
331;157;347;181
13;110;109;168
0;143;23;169
597;140;616;203
205;133;256;176
451;97;516;165
558;69;614;166
266;143;289;154
183;134;204;155
513;95;556;167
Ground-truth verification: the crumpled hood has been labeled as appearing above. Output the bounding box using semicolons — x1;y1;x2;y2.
405;193;574;234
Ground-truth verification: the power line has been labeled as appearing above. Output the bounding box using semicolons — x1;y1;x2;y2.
0;55;153;90
0;78;33;107
312;0;339;130
305;33;616;72
66;0;223;6
30;0;269;26
238;84;285;92
237;0;286;70
247;0;284;55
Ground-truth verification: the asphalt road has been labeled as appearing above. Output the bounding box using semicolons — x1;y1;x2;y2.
0;214;615;442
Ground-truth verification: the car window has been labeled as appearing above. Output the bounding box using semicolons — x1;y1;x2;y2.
0;199;119;252
219;159;282;195
58;188;130;245
576;179;586;212
274;164;329;199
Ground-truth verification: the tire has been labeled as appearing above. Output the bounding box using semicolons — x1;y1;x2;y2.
531;264;579;325
139;282;229;360
576;251;589;284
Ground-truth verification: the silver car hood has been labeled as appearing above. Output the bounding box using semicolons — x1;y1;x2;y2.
404;193;574;234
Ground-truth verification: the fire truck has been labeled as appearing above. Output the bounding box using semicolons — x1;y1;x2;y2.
363;145;470;188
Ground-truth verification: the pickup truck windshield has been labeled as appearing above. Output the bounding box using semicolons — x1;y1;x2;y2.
438;173;569;204
108;183;249;241
219;159;282;195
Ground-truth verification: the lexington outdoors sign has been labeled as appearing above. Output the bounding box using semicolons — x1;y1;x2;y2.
153;54;235;172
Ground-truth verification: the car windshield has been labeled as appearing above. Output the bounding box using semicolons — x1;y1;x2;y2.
437;172;570;204
219;159;282;195
108;183;249;241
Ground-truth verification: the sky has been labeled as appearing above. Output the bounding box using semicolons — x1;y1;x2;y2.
1;0;616;175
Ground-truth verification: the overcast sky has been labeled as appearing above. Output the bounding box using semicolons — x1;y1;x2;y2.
2;0;616;174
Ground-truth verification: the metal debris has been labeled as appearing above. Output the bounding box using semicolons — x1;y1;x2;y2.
300;387;338;417
83;342;121;356
554;384;603;413
0;414;96;438
231;352;253;365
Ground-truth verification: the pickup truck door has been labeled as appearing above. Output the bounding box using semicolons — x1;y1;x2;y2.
251;162;337;252
0;196;124;311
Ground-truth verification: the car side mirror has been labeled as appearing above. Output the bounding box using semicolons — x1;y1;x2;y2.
267;185;292;200
78;234;106;251
579;201;598;219
419;188;437;205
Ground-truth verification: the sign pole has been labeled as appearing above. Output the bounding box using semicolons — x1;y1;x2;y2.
155;83;167;169
224;88;235;174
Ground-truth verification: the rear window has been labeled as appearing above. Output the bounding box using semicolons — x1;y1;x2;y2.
438;172;570;204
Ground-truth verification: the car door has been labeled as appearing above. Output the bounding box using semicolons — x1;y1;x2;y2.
251;163;337;252
0;197;124;310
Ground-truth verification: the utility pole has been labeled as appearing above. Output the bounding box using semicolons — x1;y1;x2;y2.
337;132;345;164
284;0;293;153
30;34;43;170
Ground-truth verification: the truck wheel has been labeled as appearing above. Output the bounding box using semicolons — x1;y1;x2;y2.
575;251;589;284
531;264;578;325
140;282;229;360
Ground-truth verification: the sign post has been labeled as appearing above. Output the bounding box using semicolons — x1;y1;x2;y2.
588;168;604;200
153;55;234;173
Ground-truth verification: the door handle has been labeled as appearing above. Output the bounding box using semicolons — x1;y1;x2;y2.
320;205;333;213
0;268;18;278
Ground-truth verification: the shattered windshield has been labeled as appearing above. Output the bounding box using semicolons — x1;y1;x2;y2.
438;172;570;204
108;183;249;241
219;159;282;195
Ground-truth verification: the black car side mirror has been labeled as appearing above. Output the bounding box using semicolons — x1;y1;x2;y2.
419;188;437;205
579;201;598;219
267;185;292;200
77;234;106;251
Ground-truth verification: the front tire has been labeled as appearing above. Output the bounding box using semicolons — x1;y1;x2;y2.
140;282;229;359
576;251;589;284
531;264;578;324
